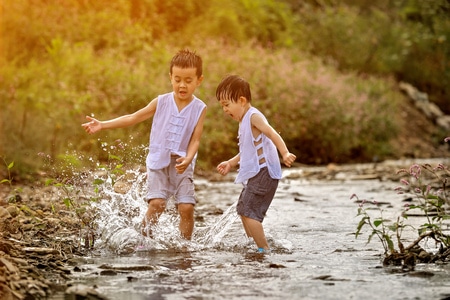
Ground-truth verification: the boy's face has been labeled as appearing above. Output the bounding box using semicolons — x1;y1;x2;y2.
219;97;247;122
170;66;203;102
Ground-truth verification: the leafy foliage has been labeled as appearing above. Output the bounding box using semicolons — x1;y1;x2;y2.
294;0;450;113
354;157;450;264
0;0;447;176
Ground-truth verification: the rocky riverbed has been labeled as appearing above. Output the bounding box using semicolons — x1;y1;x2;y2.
1;158;450;300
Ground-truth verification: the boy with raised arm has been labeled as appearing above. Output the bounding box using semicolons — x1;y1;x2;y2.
82;49;206;240
215;75;296;252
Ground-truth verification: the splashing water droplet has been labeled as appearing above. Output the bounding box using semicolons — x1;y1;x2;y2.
91;168;240;253
195;201;238;247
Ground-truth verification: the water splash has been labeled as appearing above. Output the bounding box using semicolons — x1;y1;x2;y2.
91;169;149;254
195;201;238;247
91;168;240;254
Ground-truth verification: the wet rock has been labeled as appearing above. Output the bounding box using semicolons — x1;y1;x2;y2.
0;284;19;300
294;197;307;202
418;250;432;263
22;247;60;255
113;181;131;194
403;253;416;267
0;257;19;274
0;207;12;219
268;263;286;268
65;284;109;300
285;171;302;179
406;271;435;278
313;275;333;280
99;270;118;276
313;275;349;281
6;206;19;217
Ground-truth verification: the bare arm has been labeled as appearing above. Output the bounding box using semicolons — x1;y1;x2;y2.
175;107;207;174
251;114;296;167
82;98;158;134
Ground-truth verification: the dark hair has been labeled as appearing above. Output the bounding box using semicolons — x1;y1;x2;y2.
170;49;203;78
215;75;252;103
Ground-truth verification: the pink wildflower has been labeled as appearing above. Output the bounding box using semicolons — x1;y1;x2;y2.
400;179;409;186
434;164;445;171
409;164;421;179
403;204;410;212
395;186;404;194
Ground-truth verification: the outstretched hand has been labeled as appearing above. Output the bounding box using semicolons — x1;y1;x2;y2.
282;152;297;168
175;157;191;174
82;116;102;134
217;161;231;176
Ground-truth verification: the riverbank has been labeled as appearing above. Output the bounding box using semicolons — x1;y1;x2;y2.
0;158;449;299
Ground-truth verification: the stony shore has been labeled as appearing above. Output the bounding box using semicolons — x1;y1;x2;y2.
0;182;88;299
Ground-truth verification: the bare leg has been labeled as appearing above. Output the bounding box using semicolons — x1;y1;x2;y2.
240;215;269;250
241;216;253;238
178;203;194;240
142;198;166;236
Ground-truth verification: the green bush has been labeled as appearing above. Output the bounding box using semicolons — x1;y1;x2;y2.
295;1;450;113
1;38;403;175
4;0;445;178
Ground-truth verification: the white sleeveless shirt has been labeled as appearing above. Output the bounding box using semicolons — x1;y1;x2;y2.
235;107;282;183
146;92;206;170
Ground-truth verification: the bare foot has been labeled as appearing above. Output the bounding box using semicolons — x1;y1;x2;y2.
140;221;153;238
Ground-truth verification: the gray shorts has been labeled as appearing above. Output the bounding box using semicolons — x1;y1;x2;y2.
146;156;196;205
237;167;279;222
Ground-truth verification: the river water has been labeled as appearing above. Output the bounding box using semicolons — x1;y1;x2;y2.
55;159;450;300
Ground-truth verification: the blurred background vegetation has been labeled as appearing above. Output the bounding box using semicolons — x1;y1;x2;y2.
0;0;449;179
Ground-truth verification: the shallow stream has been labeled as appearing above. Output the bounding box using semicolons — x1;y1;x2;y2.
52;159;450;300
